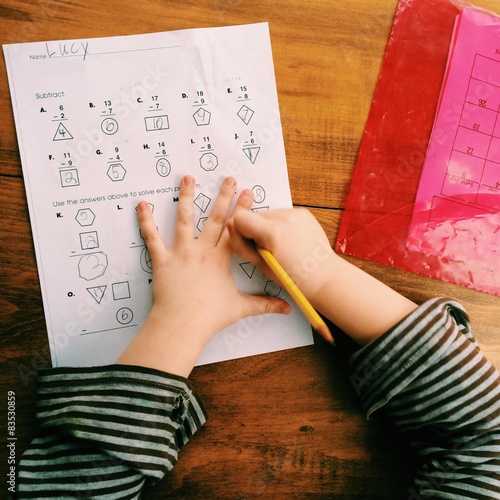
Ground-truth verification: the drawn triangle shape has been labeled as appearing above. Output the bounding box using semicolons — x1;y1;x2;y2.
53;122;73;141
87;285;107;304
239;262;256;279
243;146;261;164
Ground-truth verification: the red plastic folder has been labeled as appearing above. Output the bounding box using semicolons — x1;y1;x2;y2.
336;0;500;296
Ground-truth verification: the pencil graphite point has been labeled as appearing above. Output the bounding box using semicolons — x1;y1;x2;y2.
317;323;334;344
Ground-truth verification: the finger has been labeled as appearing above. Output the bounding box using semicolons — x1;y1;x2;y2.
227;208;275;262
137;201;168;265
234;188;254;212
199;177;237;245
228;208;287;282
217;187;254;249
238;292;291;318
226;220;279;283
226;219;258;261
231;209;276;249
174;175;196;248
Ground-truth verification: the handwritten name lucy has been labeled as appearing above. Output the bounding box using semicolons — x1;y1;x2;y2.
44;41;89;60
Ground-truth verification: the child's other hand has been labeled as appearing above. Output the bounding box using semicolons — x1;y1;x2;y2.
117;176;290;377
228;203;417;345
228;206;337;310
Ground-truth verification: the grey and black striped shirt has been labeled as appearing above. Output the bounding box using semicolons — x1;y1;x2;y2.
17;298;500;498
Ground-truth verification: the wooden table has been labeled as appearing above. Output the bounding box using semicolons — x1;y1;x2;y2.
1;1;499;498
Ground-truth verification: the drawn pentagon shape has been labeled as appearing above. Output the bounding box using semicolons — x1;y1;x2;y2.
193;107;211;126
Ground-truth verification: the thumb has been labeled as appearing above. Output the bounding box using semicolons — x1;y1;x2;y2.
238;293;291;319
231;210;276;249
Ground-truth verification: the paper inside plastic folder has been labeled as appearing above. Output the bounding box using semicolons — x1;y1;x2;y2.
336;0;500;296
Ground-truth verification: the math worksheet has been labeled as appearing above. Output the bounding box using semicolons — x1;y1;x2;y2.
4;24;312;367
408;7;500;295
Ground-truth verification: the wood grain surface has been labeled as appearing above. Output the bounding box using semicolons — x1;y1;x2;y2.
1;1;499;498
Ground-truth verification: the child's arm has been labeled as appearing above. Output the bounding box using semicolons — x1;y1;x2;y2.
349;297;500;499
228;207;417;345
228;206;500;499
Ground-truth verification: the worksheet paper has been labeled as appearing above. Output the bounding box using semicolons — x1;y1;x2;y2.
4;24;312;368
408;7;500;294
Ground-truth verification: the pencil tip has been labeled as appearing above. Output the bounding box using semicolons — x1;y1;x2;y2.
317;324;335;344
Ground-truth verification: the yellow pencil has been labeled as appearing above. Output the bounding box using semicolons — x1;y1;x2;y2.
257;247;334;344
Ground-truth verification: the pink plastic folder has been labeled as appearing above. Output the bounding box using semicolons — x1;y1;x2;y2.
336;0;500;296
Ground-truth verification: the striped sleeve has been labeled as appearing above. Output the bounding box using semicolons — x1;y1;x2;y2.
17;364;207;499
349;297;500;499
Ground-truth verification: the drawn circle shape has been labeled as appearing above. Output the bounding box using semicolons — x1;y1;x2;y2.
140;247;153;273
101;118;119;135
116;307;133;325
252;185;266;203
156;158;171;177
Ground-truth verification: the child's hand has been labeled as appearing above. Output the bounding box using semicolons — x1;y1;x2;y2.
117;176;290;377
228;206;338;309
228;205;417;345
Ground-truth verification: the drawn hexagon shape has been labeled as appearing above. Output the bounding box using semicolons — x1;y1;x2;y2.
75;208;96;227
196;217;208;232
107;163;126;182
200;152;218;171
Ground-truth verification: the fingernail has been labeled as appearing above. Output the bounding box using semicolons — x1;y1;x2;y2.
278;299;291;315
224;177;236;188
241;188;253;199
183;175;195;186
137;201;148;212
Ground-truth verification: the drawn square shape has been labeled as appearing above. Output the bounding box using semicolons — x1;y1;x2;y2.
60;168;80;188
79;231;99;250
145;115;169;131
112;281;131;300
